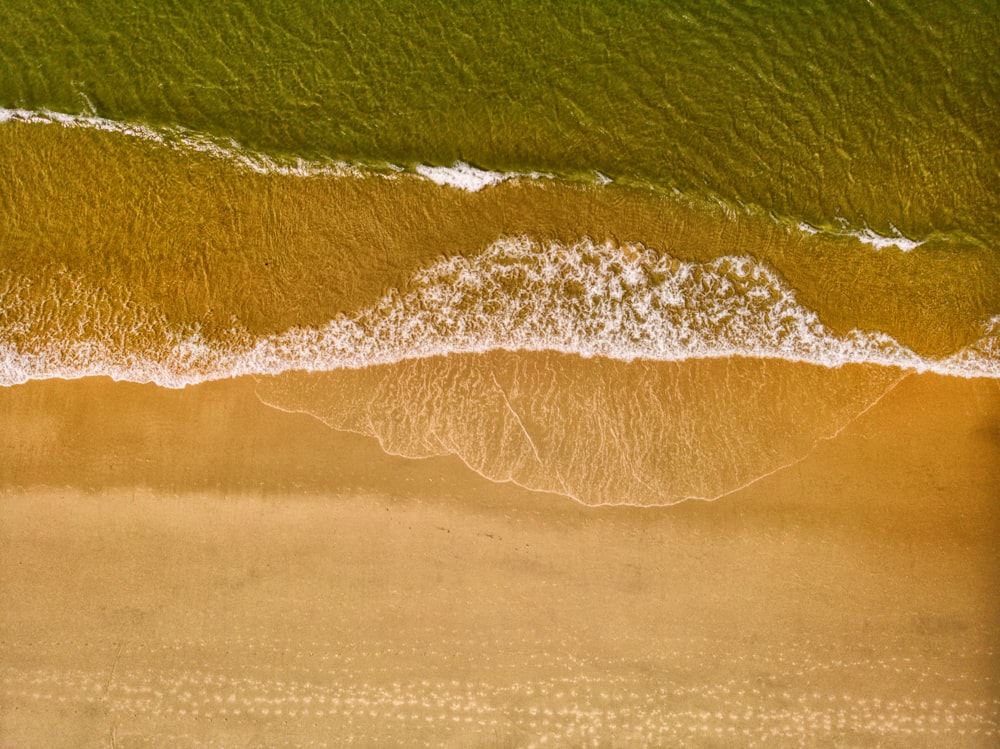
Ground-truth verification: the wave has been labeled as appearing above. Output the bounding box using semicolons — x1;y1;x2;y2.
0;106;361;179
1;238;996;387
0;107;947;251
0;106;553;192
414;162;557;192
796;221;924;252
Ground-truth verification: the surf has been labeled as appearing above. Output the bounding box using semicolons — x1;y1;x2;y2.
0;108;963;246
0;107;561;191
2;238;997;388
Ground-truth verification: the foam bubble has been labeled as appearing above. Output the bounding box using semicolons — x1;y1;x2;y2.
414;162;510;192
852;225;924;252
794;218;924;252
1;239;996;387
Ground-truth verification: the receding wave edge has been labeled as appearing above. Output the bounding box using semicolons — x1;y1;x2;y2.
2;238;996;387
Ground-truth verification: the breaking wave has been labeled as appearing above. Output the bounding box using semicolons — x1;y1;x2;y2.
0;107;550;191
1;237;996;387
0;108;947;250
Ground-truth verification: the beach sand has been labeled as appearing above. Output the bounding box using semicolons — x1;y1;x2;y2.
1;369;998;747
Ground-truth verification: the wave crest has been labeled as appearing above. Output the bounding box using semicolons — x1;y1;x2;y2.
1;238;997;387
0;107;553;191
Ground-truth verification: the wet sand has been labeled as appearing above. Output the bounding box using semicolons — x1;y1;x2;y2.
1;371;998;747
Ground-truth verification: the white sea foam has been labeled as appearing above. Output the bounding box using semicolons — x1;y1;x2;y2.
794;218;924;252
415;162;510;192
0;106;361;178
0;106;554;192
1;239;996;388
852;225;924;252
1;106;947;248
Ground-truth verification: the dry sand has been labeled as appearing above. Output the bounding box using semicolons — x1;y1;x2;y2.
1;370;998;747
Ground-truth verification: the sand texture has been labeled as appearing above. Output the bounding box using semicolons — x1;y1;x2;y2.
1;371;997;747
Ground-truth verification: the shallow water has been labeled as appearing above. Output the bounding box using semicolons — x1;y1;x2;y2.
1;121;997;387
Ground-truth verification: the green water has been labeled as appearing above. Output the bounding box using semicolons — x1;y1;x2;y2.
2;0;998;237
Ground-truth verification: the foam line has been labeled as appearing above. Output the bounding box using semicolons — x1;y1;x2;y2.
1;107;942;253
852;226;924;252
795;219;924;252
415;163;511;192
1;238;996;387
0;107;556;192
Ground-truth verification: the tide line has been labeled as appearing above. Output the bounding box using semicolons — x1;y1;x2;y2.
1;239;997;387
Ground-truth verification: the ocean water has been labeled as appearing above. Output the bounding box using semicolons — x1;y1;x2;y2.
1;1;998;502
3;0;998;232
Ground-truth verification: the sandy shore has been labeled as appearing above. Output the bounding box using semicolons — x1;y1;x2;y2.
1;370;997;747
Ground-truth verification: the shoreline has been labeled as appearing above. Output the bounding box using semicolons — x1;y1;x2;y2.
1;366;997;509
